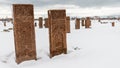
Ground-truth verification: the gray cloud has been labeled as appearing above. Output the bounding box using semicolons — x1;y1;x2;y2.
3;0;120;8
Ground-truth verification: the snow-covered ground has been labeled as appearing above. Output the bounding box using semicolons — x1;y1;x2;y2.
0;20;120;68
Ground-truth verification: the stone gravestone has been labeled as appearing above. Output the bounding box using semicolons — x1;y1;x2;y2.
44;18;49;28
39;17;43;28
85;17;91;28
81;19;85;26
13;4;37;64
112;22;115;27
66;16;70;33
4;21;6;27
34;22;37;27
48;10;67;58
75;18;80;29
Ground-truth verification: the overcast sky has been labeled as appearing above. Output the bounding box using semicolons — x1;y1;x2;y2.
0;0;120;18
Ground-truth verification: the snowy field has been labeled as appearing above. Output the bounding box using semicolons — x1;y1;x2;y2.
0;20;120;68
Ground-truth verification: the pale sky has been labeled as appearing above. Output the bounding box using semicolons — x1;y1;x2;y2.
0;0;120;18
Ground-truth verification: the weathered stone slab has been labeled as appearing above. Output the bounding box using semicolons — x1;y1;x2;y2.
75;18;80;29
13;4;37;64
44;18;49;28
66;16;70;33
39;17;43;28
112;22;115;27
85;17;91;28
48;10;67;58
81;19;85;26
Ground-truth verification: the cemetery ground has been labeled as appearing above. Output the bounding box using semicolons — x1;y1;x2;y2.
0;20;120;68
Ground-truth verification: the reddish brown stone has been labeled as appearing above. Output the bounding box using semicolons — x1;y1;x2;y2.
112;22;115;27
85;17;91;28
39;17;43;28
75;18;80;29
66;16;70;33
48;10;67;58
81;19;85;26
44;18;49;28
13;4;37;64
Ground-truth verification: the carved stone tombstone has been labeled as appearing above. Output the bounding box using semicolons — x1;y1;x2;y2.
44;18;49;28
75;18;80;29
112;22;115;27
66;16;70;33
85;17;91;28
13;4;37;64
81;19;85;26
39;17;43;28
48;10;67;58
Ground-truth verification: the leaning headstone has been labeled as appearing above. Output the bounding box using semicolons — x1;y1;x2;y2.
85;17;91;28
13;4;37;64
48;10;67;58
39;17;43;28
66;16;70;33
44;18;49;28
75;18;80;29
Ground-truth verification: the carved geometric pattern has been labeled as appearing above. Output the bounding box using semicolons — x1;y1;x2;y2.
13;4;37;64
75;18;80;29
48;10;67;58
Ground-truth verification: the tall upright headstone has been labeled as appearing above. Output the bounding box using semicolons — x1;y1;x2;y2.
85;17;91;28
66;16;70;33
75;18;80;29
13;4;37;64
48;10;67;58
39;17;43;28
44;18;49;28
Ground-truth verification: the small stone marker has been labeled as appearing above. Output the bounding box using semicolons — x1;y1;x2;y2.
66;16;70;33
75;18;80;29
39;17;43;28
85;17;91;28
44;18;49;28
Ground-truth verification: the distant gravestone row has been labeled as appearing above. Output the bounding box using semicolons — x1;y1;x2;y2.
7;3;116;64
75;17;91;29
12;4;67;64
